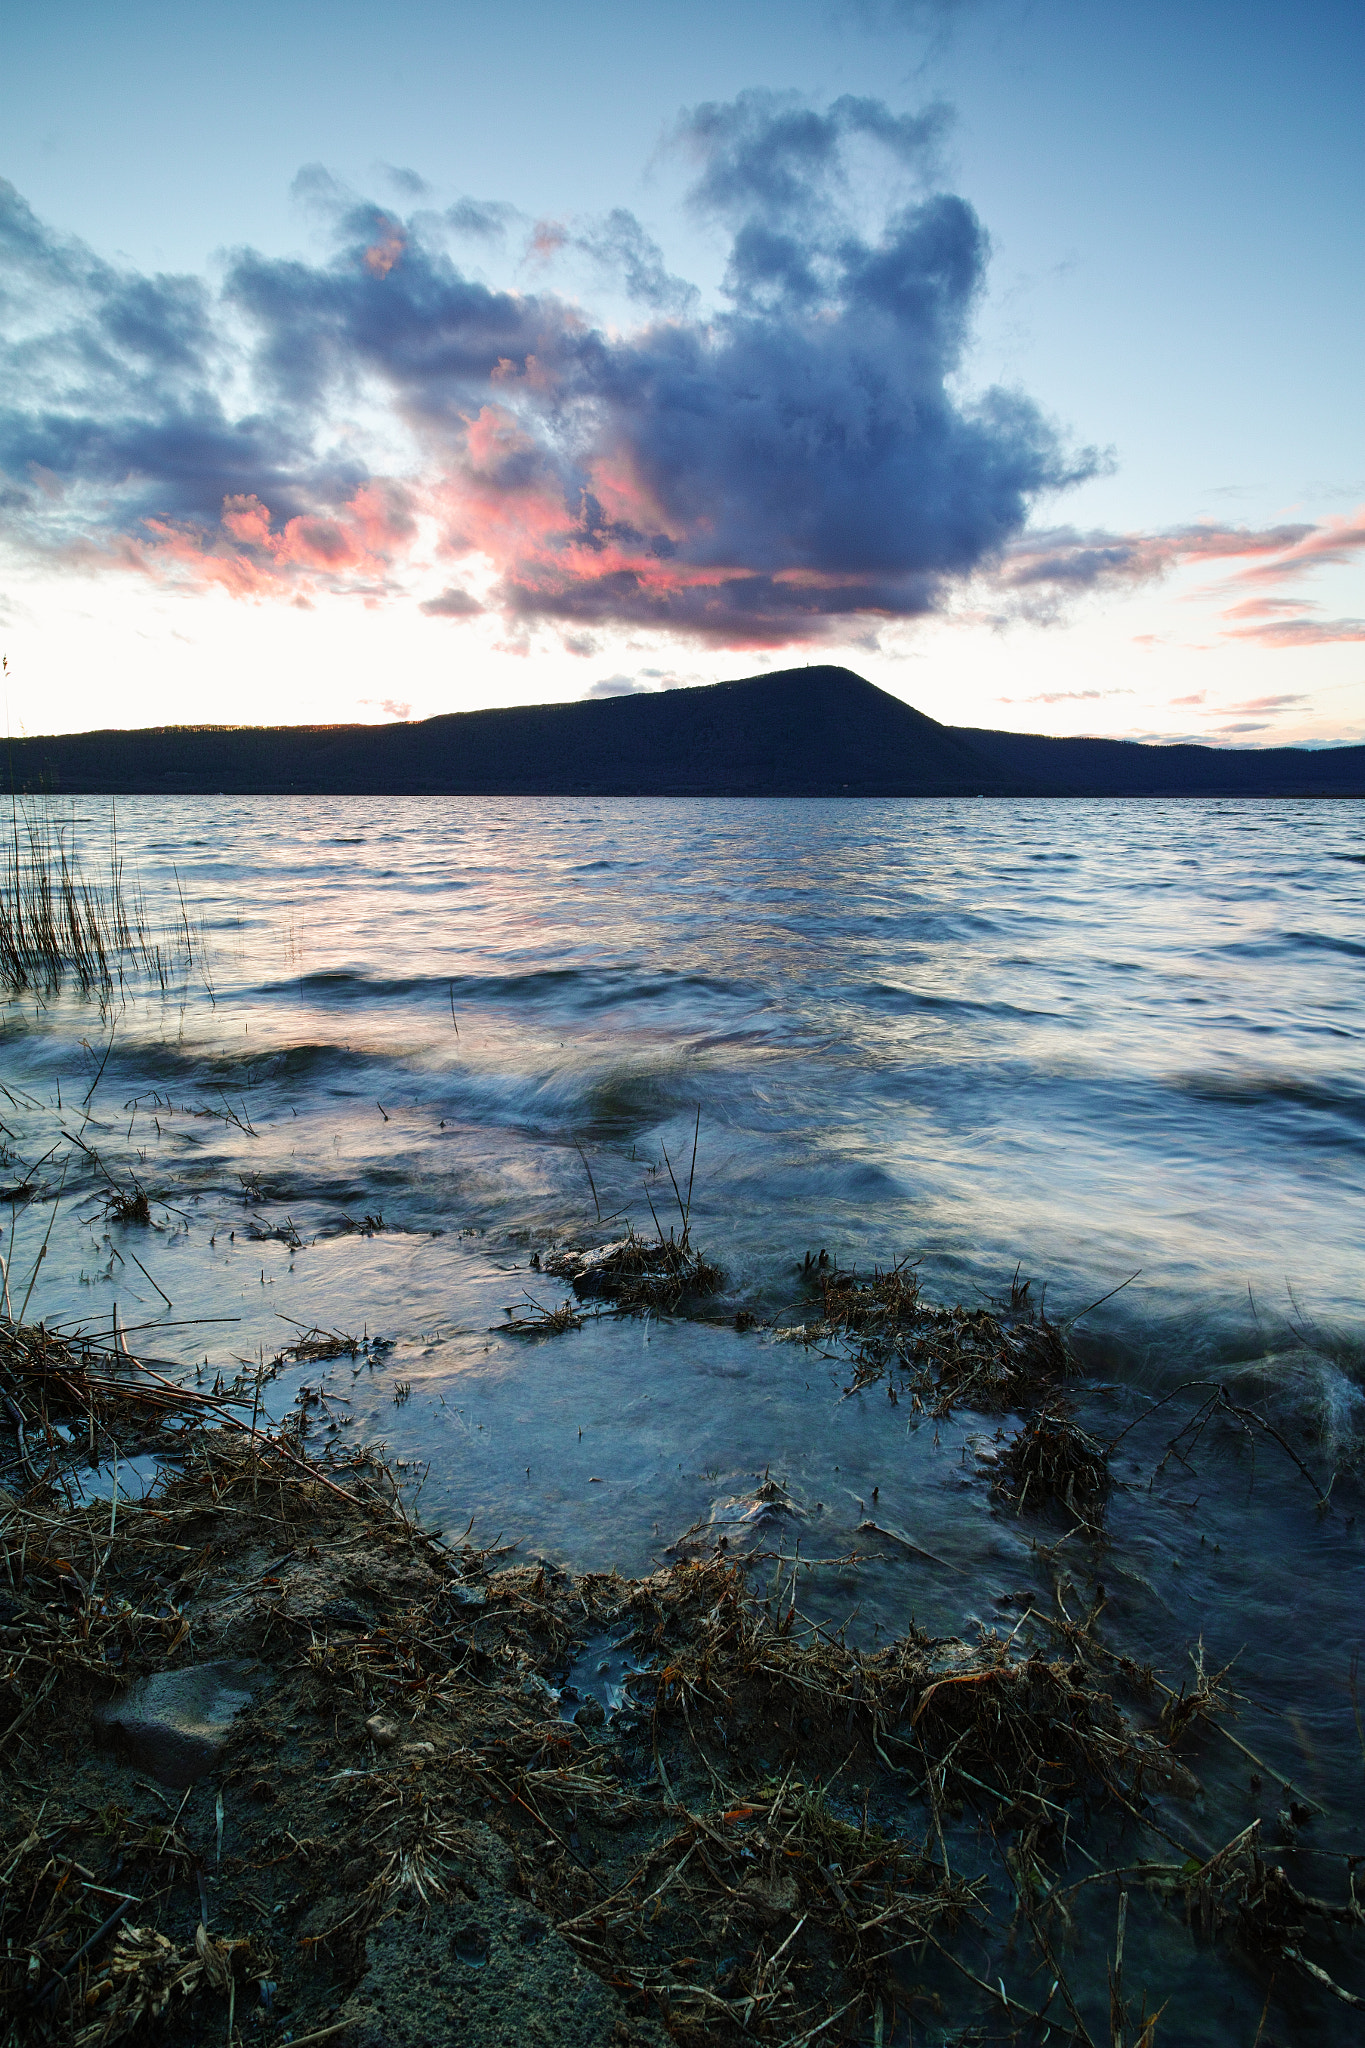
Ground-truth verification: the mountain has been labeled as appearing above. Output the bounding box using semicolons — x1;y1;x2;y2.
4;666;1363;797
951;722;1365;797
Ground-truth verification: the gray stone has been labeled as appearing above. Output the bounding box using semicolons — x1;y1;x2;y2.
93;1660;262;1787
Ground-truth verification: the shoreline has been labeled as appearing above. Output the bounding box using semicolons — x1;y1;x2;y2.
3;1263;1362;2046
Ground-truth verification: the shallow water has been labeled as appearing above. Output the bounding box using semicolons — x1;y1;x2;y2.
3;795;1364;2033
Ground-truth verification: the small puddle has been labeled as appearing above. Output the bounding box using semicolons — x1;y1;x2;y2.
559;1629;647;1724
63;1451;170;1507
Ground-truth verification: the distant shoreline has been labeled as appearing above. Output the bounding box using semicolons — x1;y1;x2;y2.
6;664;1363;799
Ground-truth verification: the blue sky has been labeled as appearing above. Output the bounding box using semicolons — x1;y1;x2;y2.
3;0;1362;744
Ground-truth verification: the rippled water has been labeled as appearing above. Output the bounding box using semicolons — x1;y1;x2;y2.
3;795;1364;2036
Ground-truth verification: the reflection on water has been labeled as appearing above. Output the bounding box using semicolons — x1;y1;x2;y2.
3;793;1363;2034
3;793;1363;1523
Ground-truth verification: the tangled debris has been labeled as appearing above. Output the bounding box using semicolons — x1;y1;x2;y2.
502;1293;586;1338
539;1228;723;1315
780;1257;1070;1417
3;1298;1363;2048
103;1186;152;1229
998;1401;1112;1529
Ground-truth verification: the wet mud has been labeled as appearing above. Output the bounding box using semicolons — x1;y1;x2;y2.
3;1271;1363;2048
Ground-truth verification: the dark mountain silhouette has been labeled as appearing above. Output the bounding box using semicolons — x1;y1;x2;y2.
5;666;1362;797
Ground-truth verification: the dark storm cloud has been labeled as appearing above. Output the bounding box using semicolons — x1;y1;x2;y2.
0;98;1102;640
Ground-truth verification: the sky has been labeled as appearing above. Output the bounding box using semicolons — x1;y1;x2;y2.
2;0;1363;747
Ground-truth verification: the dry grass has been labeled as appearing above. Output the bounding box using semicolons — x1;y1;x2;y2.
540;1226;723;1315
779;1256;1070;1415
3;1290;1363;2045
999;1400;1112;1528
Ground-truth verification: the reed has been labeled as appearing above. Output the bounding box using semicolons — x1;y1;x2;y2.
0;799;209;999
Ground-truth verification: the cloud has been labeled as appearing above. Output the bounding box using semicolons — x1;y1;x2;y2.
846;0;989;31
378;165;432;200
1168;691;1205;706
1219;597;1310;620
0;103;1098;645
585;672;653;697
1223;614;1365;648
1227;510;1365;585
1223;693;1308;713
964;511;1365;647
584;666;697;697
567;209;697;312
996;687;1131;704
994;520;1314;605
446;197;520;241
1195;509;1365;648
420;585;483;617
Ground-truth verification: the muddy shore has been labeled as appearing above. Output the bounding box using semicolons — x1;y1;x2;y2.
2;1260;1363;2048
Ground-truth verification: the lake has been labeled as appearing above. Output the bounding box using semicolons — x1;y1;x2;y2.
3;794;1363;2038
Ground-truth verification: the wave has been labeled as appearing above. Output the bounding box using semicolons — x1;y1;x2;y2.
857;981;1055;1021
1170;1068;1365;1129
284;965;754;1013
1218;929;1365;961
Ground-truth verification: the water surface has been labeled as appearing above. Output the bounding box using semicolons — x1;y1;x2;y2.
2;797;1363;2034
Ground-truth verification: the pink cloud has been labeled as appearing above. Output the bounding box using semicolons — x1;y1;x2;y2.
363;219;406;277
1230;508;1365;585
527;219;569;262
987;510;1365;663
138;483;416;601
999;520;1317;599
1219;597;1312;620
1224;615;1365;647
997;687;1132;705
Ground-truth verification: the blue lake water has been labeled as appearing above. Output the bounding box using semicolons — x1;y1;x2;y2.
3;794;1363;2037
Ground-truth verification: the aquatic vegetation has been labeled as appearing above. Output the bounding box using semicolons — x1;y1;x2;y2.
103;1183;152;1227
0;800;210;999
502;1292;585;1337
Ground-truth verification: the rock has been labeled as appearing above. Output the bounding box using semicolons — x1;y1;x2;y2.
445;1584;488;1611
572;1699;606;1730
669;1477;803;1558
93;1661;262;1788
320;1598;371;1631
365;1713;399;1748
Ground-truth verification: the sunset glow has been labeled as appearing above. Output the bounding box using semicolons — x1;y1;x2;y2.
3;2;1362;744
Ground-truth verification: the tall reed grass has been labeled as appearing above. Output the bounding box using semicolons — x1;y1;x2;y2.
0;799;211;999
